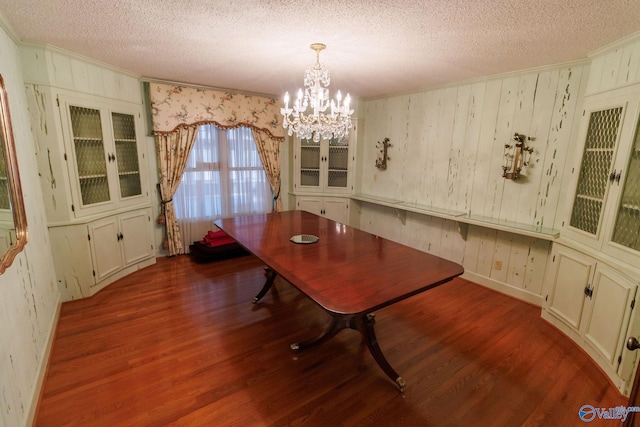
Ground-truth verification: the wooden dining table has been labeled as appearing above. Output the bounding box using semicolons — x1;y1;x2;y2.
214;210;464;391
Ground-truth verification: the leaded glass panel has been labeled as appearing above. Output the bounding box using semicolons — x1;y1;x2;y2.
112;112;142;198
70;106;110;205
327;146;348;188
569;107;622;235
326;136;349;189
611;115;640;251
300;140;320;187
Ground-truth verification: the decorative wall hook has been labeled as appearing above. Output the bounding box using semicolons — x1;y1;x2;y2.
502;133;533;179
375;137;392;170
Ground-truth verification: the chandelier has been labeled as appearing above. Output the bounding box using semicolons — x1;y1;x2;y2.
281;43;353;143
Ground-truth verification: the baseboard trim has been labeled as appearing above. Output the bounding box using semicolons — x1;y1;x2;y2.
26;292;62;427
462;271;544;307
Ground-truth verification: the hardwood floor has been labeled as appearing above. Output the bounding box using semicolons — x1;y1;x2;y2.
35;254;627;426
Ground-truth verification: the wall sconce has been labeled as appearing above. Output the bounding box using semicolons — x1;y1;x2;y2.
502;133;533;180
375;137;392;170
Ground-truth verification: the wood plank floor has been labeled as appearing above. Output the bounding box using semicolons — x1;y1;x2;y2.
35;254;627;426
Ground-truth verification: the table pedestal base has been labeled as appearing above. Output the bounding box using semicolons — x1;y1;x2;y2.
292;313;406;392
252;268;405;392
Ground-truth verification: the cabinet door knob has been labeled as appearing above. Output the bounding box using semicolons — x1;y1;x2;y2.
627;337;640;351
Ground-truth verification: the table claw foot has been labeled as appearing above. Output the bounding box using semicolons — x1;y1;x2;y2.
395;376;406;392
290;343;300;351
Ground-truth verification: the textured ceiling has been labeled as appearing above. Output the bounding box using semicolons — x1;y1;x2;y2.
1;1;640;99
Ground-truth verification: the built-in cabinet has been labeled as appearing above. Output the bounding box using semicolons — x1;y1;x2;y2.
542;244;638;389
22;46;156;301
30;90;150;222
543;82;640;394
88;209;154;282
296;196;350;224
294;134;352;194
562;85;640;267
49;208;154;298
58;95;147;218
30;89;156;299
292;123;357;224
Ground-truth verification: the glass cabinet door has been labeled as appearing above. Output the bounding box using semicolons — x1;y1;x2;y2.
111;112;142;198
295;134;352;193
611;116;640;251
299;139;321;187
569;107;623;236
69;106;111;206
326;137;349;189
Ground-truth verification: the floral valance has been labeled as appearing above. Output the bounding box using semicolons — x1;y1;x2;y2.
148;82;284;140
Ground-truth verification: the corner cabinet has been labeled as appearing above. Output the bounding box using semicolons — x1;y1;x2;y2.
562;85;640;266
26;84;156;301
296;196;350;225
293;134;352;194
58;94;148;218
88;209;155;282
542;244;639;393
542;83;640;395
49;208;155;299
292;122;357;225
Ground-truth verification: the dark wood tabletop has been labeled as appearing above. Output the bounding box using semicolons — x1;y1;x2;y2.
214;210;464;315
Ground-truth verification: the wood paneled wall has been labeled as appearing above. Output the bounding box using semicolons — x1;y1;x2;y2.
0;37;61;427
353;64;590;304
587;32;640;95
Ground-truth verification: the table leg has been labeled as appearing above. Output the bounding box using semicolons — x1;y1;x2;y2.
290;317;345;351
357;314;406;392
253;267;277;303
291;312;406;392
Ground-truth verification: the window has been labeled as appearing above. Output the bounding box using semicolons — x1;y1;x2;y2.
174;125;272;246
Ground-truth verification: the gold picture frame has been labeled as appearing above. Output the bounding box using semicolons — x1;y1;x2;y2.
0;74;28;274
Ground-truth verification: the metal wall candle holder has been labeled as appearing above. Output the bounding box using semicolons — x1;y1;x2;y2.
502;133;533;180
375;137;392;170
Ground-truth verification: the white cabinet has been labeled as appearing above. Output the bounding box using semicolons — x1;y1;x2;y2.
25;78;155;302
542;244;638;392
22;47;156;301
89;209;154;282
58;93;148;218
293;125;355;194
545;246;594;330
296;196;350;224
26;87;150;224
292;122;357;226
563;85;640;267
50;208;155;299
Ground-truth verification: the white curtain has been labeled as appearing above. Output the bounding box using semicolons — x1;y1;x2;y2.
173;125;272;249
